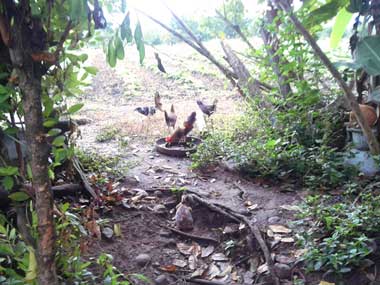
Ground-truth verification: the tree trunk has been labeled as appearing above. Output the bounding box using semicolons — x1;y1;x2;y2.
261;6;292;98
10;5;58;284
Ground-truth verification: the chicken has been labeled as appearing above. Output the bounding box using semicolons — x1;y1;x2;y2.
154;52;166;73
154;91;163;112
164;104;177;131
134;106;156;116
165;111;196;145
196;99;218;117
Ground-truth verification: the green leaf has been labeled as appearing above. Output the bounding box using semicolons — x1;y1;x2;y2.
107;39;117;67
26;164;32;180
43;119;58;128
2;176;14;191
330;8;353;49
69;0;87;23
115;36;125;60
134;21;145;64
0;166;18;176
129;274;151;283
68;103;84;114
8;192;30;202
84;66;99;75
354;36;380;76
121;13;133;42
25;247;37;282
47;128;62;137
52;135;66;147
304;0;348;29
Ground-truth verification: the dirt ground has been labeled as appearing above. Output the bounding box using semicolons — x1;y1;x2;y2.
75;42;307;284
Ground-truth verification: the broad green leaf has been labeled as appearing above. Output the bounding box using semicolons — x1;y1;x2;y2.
0;243;14;255
115;36;125;60
107;39;117;67
8;192;30;202
134;21;145;64
4;127;18;135
84;66;99;75
52;135;66;147
26;164;32;180
304;0;348;29
354;36;380;76
43;118;58;128
47;128;62;136
68;103;84;114
0;166;18;176
69;0;87;23
25;247;37;282
2;176;14;191
121;13;133;43
330;8;353;49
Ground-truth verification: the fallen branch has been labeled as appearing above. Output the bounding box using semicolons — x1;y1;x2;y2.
275;0;380;155
161;224;219;244
72;156;98;199
52;183;82;198
187;193;280;285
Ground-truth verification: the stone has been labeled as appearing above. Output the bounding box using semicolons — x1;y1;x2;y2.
135;254;151;267
275;255;295;264
153;204;166;214
274;263;291;279
268;216;281;224
155;274;168;285
101;227;114;239
154;190;163;197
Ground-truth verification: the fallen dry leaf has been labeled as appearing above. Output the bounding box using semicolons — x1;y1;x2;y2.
211;253;229;262
247;204;258;211
85;220;101;239
280;204;301;211
113;223;122;237
172;259;187;268
205;263;221;279
319;282;335;285
160;265;177;272
257;263;268;274
268;225;292;234
201;245;215;258
281;237;295;243
188;255;197;270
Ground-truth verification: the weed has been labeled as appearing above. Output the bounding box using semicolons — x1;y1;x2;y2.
295;192;380;274
76;149;122;176
96;127;120;143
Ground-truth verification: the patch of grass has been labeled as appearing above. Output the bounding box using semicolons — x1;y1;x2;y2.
95;127;120;143
76;149;122;176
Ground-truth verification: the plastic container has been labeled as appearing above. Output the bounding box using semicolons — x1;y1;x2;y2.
346;127;379;151
344;149;379;176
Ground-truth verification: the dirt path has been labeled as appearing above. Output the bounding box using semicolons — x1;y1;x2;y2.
76;43;303;284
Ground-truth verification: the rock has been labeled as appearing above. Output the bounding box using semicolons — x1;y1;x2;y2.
135;254;151;267
154;190;163;197
268;216;281;224
175;203;193;231
159;229;171;237
274;263;291;279
275;255;295;264
102;227;114;239
155;274;168;285
153;204;166;214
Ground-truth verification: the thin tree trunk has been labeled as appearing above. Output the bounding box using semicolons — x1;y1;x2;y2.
261;6;292;98
275;0;380;155
10;4;58;284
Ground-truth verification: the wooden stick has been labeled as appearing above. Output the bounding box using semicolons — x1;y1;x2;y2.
72;156;98;199
275;0;380;155
185;278;228;285
161;224;219;244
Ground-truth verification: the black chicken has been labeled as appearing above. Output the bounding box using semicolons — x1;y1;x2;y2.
134;106;156;116
196;99;218;117
154;52;166;73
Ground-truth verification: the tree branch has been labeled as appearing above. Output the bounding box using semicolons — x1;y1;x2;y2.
54;20;73;59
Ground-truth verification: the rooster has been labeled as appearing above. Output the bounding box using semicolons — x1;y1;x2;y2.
166;112;196;146
164;104;177;132
196;99;218;117
154;91;163;112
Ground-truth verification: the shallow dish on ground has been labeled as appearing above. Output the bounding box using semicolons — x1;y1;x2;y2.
155;136;202;157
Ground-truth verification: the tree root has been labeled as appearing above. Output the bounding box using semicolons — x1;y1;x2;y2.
160;224;219;244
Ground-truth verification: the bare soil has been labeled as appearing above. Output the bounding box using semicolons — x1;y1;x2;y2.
76;43;305;284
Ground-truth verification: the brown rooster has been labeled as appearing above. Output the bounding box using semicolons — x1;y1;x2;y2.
196;99;218;117
165;112;196;146
164;104;177;131
154;91;163;112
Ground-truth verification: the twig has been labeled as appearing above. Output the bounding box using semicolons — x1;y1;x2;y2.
160;224;219;244
72;156;98;199
185;278;228;285
54;20;73;59
215;9;256;52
